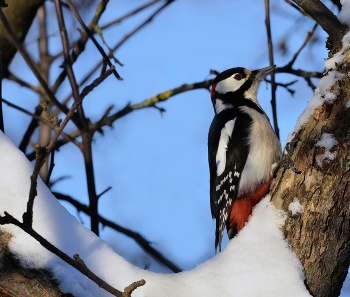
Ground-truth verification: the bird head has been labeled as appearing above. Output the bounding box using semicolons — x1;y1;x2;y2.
210;65;275;113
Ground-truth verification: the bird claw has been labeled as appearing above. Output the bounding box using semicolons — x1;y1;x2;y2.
274;137;301;175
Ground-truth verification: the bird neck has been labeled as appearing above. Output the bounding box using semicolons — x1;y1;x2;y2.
212;93;264;115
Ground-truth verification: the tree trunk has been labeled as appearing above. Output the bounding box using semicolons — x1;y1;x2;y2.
0;0;45;76
271;37;350;297
0;229;71;296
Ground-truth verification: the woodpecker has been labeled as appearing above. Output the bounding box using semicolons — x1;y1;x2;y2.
208;66;282;250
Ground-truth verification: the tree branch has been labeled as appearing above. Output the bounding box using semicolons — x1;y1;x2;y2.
264;0;280;139
2;99;79;147
0;212;145;296
292;0;346;49
54;0;85;124
50;0;110;94
0;8;71;117
66;0;122;80
53;191;182;273
100;0;161;30
26;79;212;161
76;0;175;91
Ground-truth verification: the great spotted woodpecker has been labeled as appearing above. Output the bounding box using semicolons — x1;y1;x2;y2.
208;66;282;250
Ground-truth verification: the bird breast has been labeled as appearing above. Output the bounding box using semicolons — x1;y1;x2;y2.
237;106;281;195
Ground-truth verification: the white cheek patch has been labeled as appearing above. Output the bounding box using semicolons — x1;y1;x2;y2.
216;118;236;176
215;75;246;94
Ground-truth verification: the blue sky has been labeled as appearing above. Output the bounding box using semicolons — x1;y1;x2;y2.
4;0;349;294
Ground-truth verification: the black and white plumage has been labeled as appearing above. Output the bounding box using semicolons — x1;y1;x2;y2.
208;66;282;250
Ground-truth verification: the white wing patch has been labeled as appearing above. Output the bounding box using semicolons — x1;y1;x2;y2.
216;119;236;176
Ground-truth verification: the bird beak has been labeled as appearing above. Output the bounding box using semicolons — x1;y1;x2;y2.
252;65;276;81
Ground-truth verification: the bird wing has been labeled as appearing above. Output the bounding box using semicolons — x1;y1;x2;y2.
208;109;252;249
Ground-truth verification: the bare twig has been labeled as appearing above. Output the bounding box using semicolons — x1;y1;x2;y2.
38;5;55;180
264;0;280;139
23;79;90;226
26;79;213;160
292;0;346;49
77;0;175;90
54;0;85;124
80;66;115;99
91;105;114;135
0;9;71;117
305;77;317;90
45;148;56;185
285;0;309;16
52;191;182;273
0;212;145;296
97;186;112;199
6;72;42;93
288;23;318;67
275;66;322;91
265;79;298;96
2;99;79;146
66;0;122;80
100;0;161;30
50;0;110;94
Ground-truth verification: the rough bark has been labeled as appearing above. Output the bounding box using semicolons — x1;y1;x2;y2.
0;229;72;296
271;38;350;297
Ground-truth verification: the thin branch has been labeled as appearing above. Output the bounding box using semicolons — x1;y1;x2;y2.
0;9;71;117
26;79;213;160
0;212;145;296
275;66;322;91
288;23;318;67
100;0;161;30
50;0;110;94
66;0;122;80
305;77;317;90
264;0;280;139
45;149;56;185
91;104;114;135
285;0;309;16
54;0;85;124
23;81;90;226
98;79;212;126
292;0;346;49
2;99;80;147
265;79;298;96
53;191;182;273
97;186;112;199
113;0;175;52
77;0;175;90
19;104;44;152
6;72;42;93
80;66;115;99
275;67;322;78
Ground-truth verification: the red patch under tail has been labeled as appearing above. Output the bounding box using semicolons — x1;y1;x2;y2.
228;180;271;233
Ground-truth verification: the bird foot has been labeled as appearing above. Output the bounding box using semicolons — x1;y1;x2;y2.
273;137;301;176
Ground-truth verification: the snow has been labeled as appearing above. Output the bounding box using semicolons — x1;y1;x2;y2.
292;29;350;135
0;131;311;296
288;198;304;215
315;133;338;167
338;0;350;25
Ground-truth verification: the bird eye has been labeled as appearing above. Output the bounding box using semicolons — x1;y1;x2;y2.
233;73;242;80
